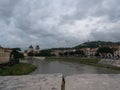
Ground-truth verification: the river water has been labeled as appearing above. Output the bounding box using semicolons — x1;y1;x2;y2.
27;59;120;76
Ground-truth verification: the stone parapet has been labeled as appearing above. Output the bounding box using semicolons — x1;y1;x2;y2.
1;74;120;90
0;74;63;90
65;74;120;90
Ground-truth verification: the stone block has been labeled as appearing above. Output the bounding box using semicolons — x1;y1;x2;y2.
0;73;63;90
65;74;120;90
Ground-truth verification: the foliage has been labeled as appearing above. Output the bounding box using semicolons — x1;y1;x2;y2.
74;41;120;49
10;48;22;64
97;47;114;54
60;50;85;57
34;52;41;56
12;48;21;51
18;53;24;59
27;51;34;56
0;63;37;76
39;50;53;56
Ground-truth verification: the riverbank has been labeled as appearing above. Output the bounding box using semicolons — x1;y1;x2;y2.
0;63;37;76
46;57;120;70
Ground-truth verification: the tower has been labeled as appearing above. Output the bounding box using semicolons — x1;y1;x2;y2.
35;45;40;50
34;45;40;54
28;45;33;53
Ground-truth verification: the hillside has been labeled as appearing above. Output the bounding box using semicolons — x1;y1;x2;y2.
73;41;120;49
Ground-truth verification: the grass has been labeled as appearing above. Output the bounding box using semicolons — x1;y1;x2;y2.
0;63;37;76
46;57;120;70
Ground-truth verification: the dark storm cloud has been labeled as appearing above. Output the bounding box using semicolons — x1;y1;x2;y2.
0;0;120;48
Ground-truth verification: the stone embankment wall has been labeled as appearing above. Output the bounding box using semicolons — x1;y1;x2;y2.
0;48;10;64
1;74;120;90
98;59;120;67
0;57;10;64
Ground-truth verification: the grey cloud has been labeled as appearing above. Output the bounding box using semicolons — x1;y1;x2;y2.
87;0;120;22
0;0;20;24
91;24;120;41
0;0;120;49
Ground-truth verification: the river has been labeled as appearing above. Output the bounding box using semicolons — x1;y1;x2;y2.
27;59;120;76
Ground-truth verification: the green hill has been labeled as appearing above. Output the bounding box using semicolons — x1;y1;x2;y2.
73;41;120;49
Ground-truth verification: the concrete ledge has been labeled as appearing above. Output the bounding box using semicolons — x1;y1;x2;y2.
65;74;120;90
0;73;63;90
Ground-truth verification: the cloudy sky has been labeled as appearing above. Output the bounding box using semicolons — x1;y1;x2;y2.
0;0;120;49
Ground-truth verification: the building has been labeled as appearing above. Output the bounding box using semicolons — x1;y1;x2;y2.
80;48;97;57
109;45;120;57
51;50;64;56
34;45;40;54
24;45;40;56
28;45;34;53
0;46;11;64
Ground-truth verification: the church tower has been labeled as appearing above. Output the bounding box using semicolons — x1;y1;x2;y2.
34;45;40;54
28;45;33;53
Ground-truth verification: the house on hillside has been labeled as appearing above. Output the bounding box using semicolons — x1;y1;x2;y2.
80;48;97;57
112;45;120;57
51;50;64;56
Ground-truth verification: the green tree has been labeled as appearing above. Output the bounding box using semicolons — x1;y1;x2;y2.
97;47;114;54
40;50;52;56
96;47;114;57
9;48;21;64
28;51;34;57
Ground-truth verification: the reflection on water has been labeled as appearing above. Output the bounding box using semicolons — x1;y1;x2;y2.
27;59;120;76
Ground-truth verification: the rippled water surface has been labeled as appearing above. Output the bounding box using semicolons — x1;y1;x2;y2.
27;59;120;76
